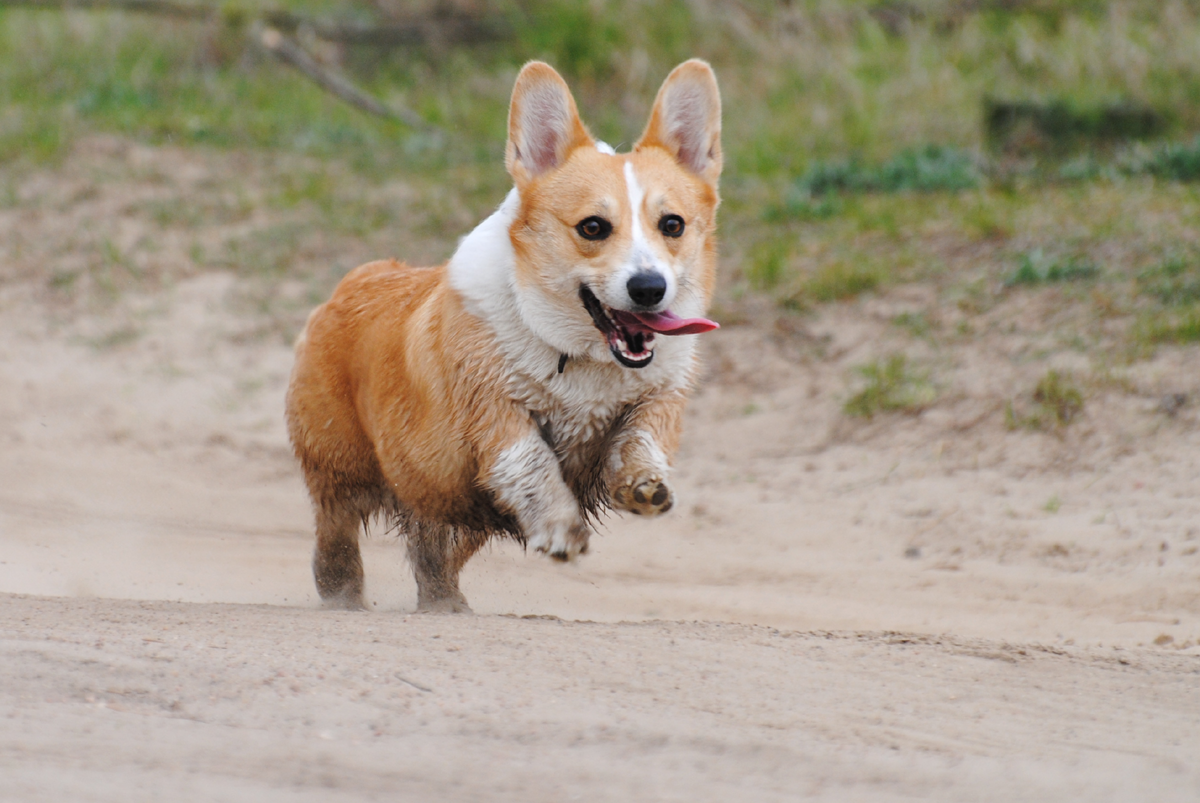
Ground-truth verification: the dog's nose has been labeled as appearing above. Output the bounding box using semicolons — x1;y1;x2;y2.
627;271;667;307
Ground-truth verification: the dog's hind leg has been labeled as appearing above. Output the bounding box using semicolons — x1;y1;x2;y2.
407;522;482;613
313;498;366;610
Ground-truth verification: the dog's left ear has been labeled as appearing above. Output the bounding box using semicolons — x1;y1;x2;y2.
636;60;722;186
506;61;595;187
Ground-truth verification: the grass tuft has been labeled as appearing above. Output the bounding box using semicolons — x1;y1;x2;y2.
746;239;790;290
892;311;933;339
786;262;883;309
795;146;981;198
1136;256;1200;306
984;98;1166;157
843;354;935;418
1130;254;1200;349
1133;307;1200;347
1006;370;1084;430
807;262;882;302
1003;250;1100;287
1033;371;1085;425
764;191;843;222
1138;137;1200;182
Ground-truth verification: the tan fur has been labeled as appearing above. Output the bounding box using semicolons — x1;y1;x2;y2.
286;60;722;612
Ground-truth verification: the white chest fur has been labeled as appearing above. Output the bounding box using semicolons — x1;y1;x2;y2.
448;190;697;447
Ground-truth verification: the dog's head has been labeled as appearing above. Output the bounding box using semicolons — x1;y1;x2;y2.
505;60;721;370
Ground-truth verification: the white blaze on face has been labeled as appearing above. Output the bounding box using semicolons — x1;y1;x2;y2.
605;162;676;311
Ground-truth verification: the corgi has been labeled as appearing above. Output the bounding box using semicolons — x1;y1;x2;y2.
285;59;722;612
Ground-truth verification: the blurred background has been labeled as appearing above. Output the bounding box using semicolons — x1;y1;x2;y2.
5;0;1200;348
3;0;1200;312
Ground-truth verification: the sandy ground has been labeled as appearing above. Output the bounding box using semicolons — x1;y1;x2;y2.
2;140;1199;800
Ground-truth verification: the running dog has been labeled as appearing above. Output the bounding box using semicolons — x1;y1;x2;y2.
286;59;722;611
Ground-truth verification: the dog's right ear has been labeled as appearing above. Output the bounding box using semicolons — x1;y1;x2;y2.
506;62;594;187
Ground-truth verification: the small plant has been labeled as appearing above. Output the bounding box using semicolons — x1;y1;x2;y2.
1140;136;1200;182
1133;307;1200;347
1131;254;1200;349
984;98;1165;156
953;278;993;315
785;262;882;309
795;145;981;197
272;170;336;210
763;189;843;222
962;201;1012;240
1136;256;1200;306
1003;250;1100;287
1058;154;1105;182
892;311;933;338
843;355;935;418
746;239;791;290
1034;371;1084;425
1006;370;1084;430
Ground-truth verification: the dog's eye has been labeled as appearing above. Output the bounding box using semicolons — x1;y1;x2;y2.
658;214;685;238
576;216;612;241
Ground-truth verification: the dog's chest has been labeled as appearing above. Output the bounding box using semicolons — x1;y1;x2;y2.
519;365;641;450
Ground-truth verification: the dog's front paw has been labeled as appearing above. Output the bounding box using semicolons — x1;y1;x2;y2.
528;520;590;562
613;477;673;517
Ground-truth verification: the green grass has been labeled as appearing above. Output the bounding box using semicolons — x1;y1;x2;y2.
1138;136;1200;182
7;1;1200;178
1033;371;1085;425
764;192;843;223
781;261;885;309
1128;253;1200;349
794;146;981;197
743;177;1200;340
1003;250;1100;287
746;238;790;290
7;0;1200;369
892;311;934;339
1006;370;1085;430
844;354;935;418
1133;307;1200;346
1136;255;1200;306
984;97;1166;156
805;262;883;303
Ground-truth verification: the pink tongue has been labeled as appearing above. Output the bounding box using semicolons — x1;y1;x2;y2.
621;309;719;336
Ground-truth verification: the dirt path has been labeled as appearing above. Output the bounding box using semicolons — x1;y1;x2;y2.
1;141;1199;800
2;272;1198;646
2;275;1198;800
4;595;1199;802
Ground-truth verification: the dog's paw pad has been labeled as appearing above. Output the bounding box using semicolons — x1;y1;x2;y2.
614;479;673;517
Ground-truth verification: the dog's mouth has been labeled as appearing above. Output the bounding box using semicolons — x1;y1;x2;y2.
579;285;719;369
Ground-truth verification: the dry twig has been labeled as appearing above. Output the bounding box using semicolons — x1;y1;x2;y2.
0;0;510;47
255;24;438;131
2;0;470;129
